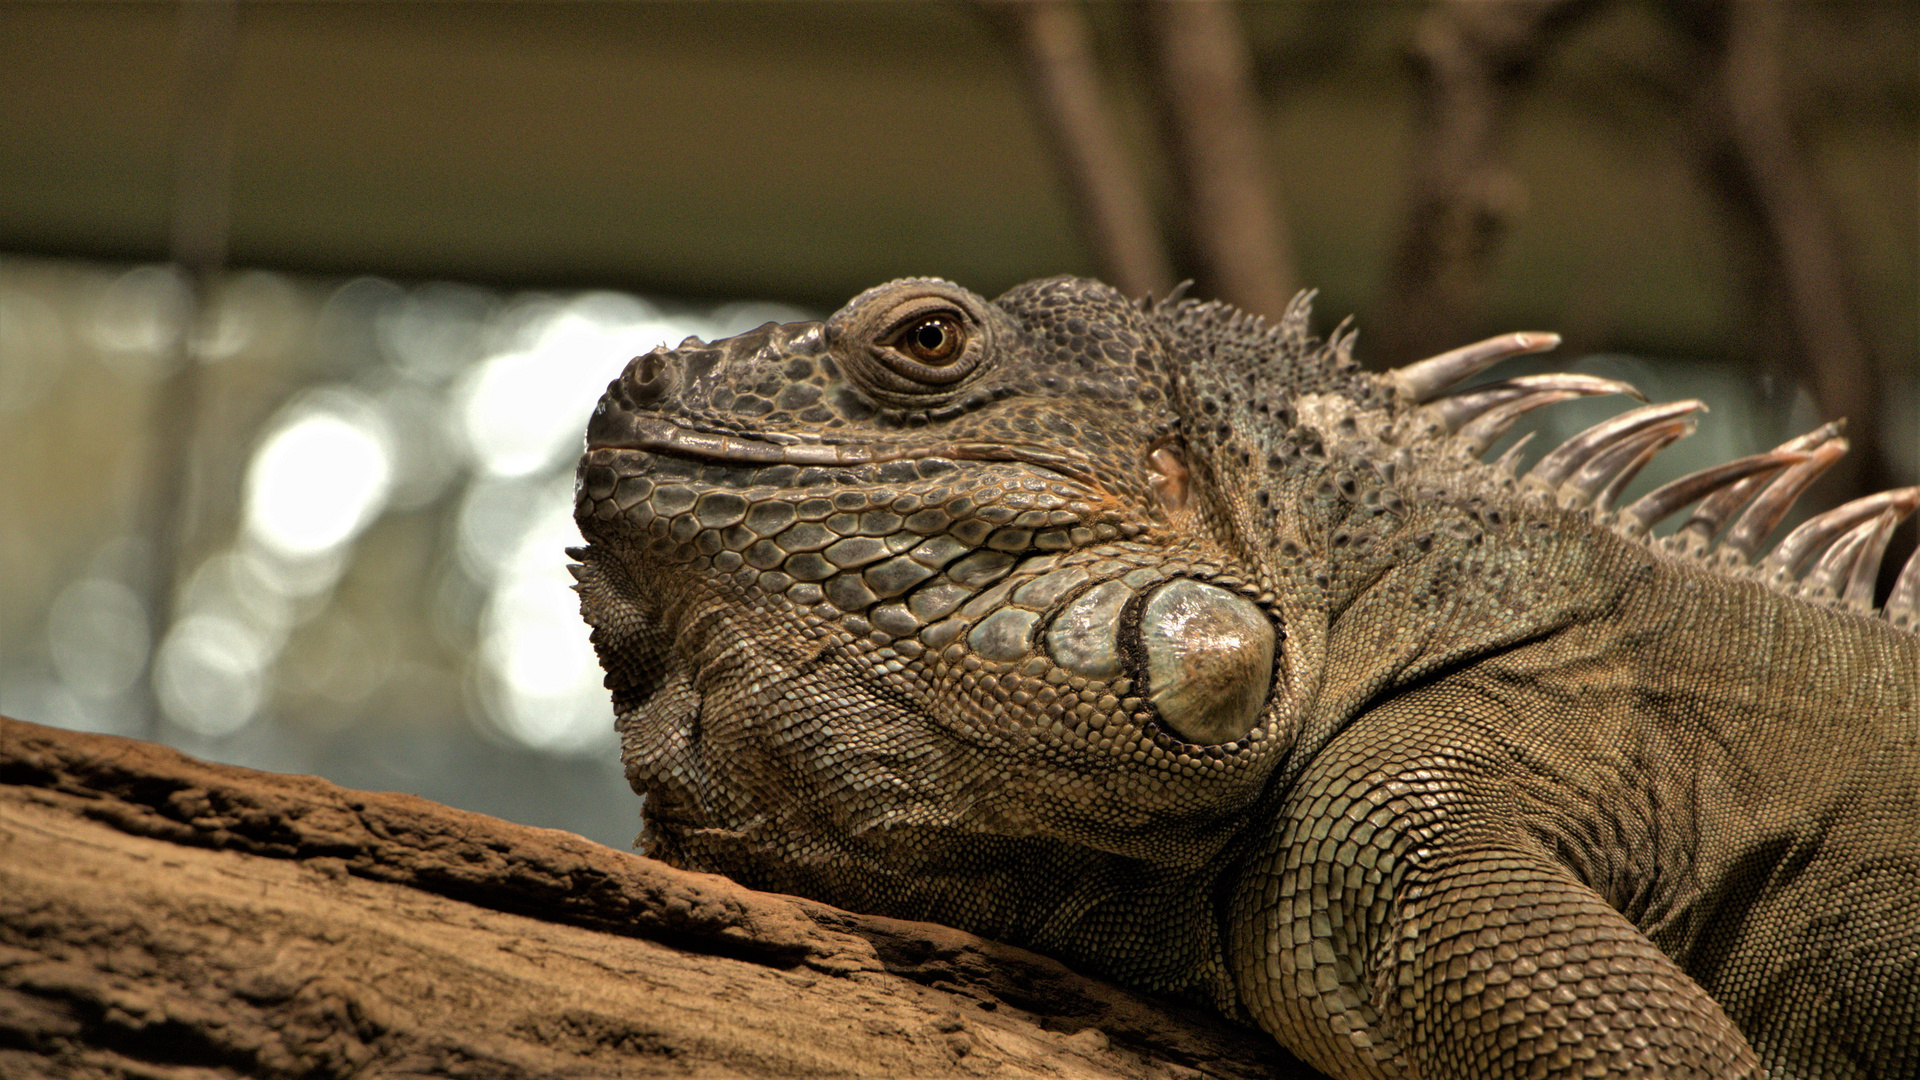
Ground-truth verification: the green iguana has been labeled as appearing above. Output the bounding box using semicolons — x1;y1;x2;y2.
570;276;1920;1079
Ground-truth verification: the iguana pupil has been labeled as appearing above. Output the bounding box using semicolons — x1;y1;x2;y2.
905;315;960;364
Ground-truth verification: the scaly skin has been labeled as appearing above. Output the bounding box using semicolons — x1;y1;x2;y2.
571;276;1920;1079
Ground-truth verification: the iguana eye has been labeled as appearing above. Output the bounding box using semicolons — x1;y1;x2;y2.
825;281;993;405
878;310;975;386
899;315;964;365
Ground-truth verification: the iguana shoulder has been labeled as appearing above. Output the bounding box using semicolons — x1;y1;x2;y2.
572;275;1919;1079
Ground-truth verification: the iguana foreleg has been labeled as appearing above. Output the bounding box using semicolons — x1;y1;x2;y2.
1233;736;1760;1079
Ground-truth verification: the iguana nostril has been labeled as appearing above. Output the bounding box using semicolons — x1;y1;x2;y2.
629;351;677;405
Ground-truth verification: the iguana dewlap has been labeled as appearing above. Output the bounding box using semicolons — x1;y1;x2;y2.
571;276;1920;1079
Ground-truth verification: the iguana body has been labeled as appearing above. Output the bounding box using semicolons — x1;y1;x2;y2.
571;276;1920;1078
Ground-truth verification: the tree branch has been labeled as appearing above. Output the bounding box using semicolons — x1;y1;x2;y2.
135;0;242;738
1379;0;1602;366
977;0;1176;301
1715;0;1883;502
0;716;1314;1079
1138;0;1296;318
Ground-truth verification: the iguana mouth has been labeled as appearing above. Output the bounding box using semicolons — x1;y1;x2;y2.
587;413;1102;487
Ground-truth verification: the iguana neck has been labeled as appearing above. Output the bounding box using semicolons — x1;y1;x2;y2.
663;812;1246;1011
1323;521;1919;947
616;566;1251;1011
1316;504;1916;756
1277;498;1637;780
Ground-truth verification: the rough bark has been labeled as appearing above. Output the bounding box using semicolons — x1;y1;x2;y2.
0;716;1313;1080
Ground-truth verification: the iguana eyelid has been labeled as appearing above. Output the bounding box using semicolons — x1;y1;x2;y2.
875;300;970;341
833;285;993;399
866;290;976;338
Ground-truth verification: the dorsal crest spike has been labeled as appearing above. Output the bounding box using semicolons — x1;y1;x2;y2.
1840;511;1904;612
1157;288;1360;401
1761;487;1920;579
1563;421;1690;513
1673;423;1845;549
1454;389;1588;457
1887;546;1920;629
1622;449;1813;538
1799;516;1883;604
1720;438;1850;560
1156;279;1196;309
1527;401;1705;491
1423;374;1643;436
1491;431;1537;474
1328;318;1359;372
1388;331;1562;404
1279;288;1319;337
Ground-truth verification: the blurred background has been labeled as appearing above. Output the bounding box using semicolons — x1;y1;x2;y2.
1;1;1913;849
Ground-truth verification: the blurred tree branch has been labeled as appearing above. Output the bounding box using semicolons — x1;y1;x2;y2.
1687;0;1885;502
980;0;1298;316
1378;0;1602;367
137;0;240;737
1138;0;1296;318
976;0;1175;300
1382;0;1889;512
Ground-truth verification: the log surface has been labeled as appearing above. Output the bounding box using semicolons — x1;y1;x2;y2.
0;716;1312;1079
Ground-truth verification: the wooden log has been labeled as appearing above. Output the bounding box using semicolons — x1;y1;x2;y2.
0;716;1314;1079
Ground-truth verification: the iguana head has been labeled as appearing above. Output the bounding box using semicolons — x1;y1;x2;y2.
573;277;1305;889
572;274;1918;977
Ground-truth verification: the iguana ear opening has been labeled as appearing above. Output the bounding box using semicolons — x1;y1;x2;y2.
1147;443;1192;514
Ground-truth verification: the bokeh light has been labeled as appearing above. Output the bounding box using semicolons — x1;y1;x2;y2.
153;611;272;737
46;578;149;699
244;392;393;559
197;270;299;364
458;294;661;478
87;264;190;381
0;285;68;415
6;261;814;758
475;477;611;753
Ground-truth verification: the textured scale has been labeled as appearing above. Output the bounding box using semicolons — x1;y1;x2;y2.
572;275;1920;1080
